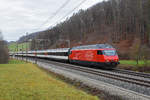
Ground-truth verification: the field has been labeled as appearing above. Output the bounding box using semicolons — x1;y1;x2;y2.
8;59;26;64
0;61;98;100
8;42;30;52
120;60;150;66
119;60;150;73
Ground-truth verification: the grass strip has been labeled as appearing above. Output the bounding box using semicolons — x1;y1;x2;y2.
120;60;150;66
0;63;98;100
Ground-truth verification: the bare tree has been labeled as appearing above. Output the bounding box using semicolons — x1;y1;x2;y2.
0;30;3;40
0;31;9;64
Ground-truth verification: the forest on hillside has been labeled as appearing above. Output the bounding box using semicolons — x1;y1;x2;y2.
29;0;150;60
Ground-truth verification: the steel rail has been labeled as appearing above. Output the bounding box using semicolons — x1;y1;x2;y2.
113;68;150;79
41;59;150;87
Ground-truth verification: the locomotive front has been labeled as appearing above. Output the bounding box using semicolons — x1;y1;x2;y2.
101;48;119;67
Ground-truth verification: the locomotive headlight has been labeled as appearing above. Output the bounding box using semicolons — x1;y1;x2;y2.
114;59;118;62
106;59;109;62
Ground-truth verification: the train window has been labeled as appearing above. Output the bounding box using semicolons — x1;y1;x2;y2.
97;50;102;55
103;50;116;56
69;51;72;55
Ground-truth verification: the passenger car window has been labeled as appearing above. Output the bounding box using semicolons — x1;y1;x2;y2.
68;50;72;55
97;50;102;55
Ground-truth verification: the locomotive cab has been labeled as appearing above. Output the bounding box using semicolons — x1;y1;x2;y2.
100;49;119;67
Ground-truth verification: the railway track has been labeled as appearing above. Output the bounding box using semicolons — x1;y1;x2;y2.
16;57;150;99
112;68;150;79
41;59;150;88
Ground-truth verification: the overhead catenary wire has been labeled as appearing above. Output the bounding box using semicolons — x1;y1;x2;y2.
48;0;88;29
29;0;88;34
32;0;71;31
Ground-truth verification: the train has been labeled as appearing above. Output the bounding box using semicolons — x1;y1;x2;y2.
10;44;120;69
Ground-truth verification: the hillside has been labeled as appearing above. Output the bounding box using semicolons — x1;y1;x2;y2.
17;32;40;43
15;0;150;60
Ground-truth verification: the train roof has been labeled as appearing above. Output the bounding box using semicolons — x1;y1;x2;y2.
71;44;114;50
9;48;70;54
29;48;70;53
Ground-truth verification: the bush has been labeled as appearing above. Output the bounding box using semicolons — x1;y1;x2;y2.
0;41;9;64
140;45;150;66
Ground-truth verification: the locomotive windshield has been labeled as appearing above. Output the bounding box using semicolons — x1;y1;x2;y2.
103;50;116;56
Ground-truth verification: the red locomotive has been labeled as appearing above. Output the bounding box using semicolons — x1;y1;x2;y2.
68;44;119;69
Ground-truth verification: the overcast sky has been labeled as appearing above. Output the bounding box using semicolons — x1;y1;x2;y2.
0;0;102;41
